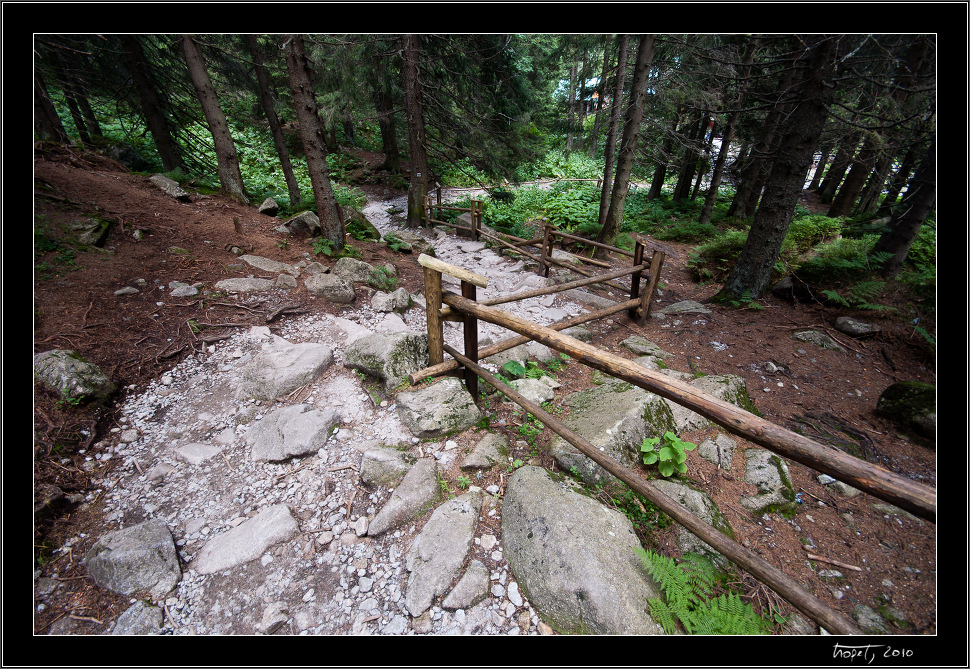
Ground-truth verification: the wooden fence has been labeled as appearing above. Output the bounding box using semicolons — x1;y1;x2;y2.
409;253;937;636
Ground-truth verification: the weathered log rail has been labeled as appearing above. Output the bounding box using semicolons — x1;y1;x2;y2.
410;254;937;635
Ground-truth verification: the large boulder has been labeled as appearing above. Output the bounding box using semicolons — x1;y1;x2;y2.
190;504;300;575
650;479;736;571
342;206;382;241
876;381;936;440
279;210;320;236
360;443;419;488
235;339;334;401
395;377;482;439
343;332;429;393
404;489;483;617
85;518;181;601
740;449;798;517
367;458;439;537
245;404;340;462
549;381;676;485
502;466;666;634
33;349;115;404
305;273;356;303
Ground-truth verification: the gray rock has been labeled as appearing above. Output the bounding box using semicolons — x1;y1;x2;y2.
404;489;483;617
191;504;299;575
834;316;881;339
650;479;736;570
333;257;397;289
68;216;112;246
258;197;279;216
276;274;297;290
395;377;483;439
388;230;434;256
442;559;490;610
111;601;164;635
696;433;736;470
280;210;320;236
372;287;412;312
33;349;116;404
245;404;340;462
85;518;181;601
658;299;711;315
793;329;845;352
175;442;223;465
740;449;798;516
214;277;277;293
853;604;888;634
666;374;755;433
549;381;675;485
236;339;334;401
460;432;509;470
876;381;936;440
343;206;382;240
149;174;190;202
344;332;429;393
502;466;665;634
239;254;300;277
169;281;199;298
508;377;555;405
360;444;417;487
620;336;671;358
367;458;439;537
305;273;356;303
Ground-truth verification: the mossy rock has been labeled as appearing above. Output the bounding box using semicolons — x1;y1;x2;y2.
876;381;936;441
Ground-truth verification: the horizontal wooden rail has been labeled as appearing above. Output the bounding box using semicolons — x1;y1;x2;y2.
440;293;937;523
550;228;636;258
443;344;863;635
438;263;649;319
409;297;642;384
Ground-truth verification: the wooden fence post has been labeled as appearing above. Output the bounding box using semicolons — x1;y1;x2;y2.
424;264;444;366
461;280;478;399
540;222;552;278
630;240;645;320
639;250;665;324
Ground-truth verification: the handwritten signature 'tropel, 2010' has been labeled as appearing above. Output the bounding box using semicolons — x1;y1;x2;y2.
833;644;915;664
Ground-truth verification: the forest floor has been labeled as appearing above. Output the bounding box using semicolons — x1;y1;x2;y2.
32;142;938;637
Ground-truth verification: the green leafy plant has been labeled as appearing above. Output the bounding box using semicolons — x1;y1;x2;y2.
312;237;335;257
641;431;696;477
370;265;399;292
276;238;290;250
457;474;471;490
636;549;775;635
382;232;410;253
501;360;553;381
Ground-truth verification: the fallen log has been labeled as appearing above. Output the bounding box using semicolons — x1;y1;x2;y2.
440;292;937;524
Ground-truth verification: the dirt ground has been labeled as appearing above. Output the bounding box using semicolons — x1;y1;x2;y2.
32;142;938;637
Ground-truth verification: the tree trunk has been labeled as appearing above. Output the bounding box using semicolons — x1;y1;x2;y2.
808;142;832;191
589;36;613;159
181;35;249;204
596;34;629;230
827;133;880;218
648;116;678;199
283;34;345;248
120;35;184;172
727;63;797;219
595;34;655;252
717;36;837;301
402;34;430;229
33;70;70;143
673;112;706;201
872;137;935;278
699;39;759;226
876;145;917;216
372;64;401;173
566;61;578;153
246;35;302;208
816;134;859;204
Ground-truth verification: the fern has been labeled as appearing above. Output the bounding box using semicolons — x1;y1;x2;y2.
637;549;773;635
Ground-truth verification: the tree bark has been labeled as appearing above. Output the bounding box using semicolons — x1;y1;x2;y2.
402;34;430;229
596;34;629;230
246;35;302;208
181;35;249;204
872;137;935;278
717;36;838;301
595;34;655;252
371;48;401;173
566;61;578;153
33;70;70;143
120;35;184;172
283;34;345;249
588;36;613;159
700;38;759;225
876;145;917;216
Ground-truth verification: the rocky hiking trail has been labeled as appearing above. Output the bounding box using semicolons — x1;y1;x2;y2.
32;148;937;639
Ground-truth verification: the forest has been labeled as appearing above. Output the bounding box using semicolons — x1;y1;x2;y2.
34;34;937;318
32;33;939;638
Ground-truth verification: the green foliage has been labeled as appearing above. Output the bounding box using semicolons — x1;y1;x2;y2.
781;214;844;255
641;431;697;477
371;265;400;292
312;238;336;257
686;228;749;283
637;549;774;635
382;233;410;252
502;360;553;381
821;280;894;312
